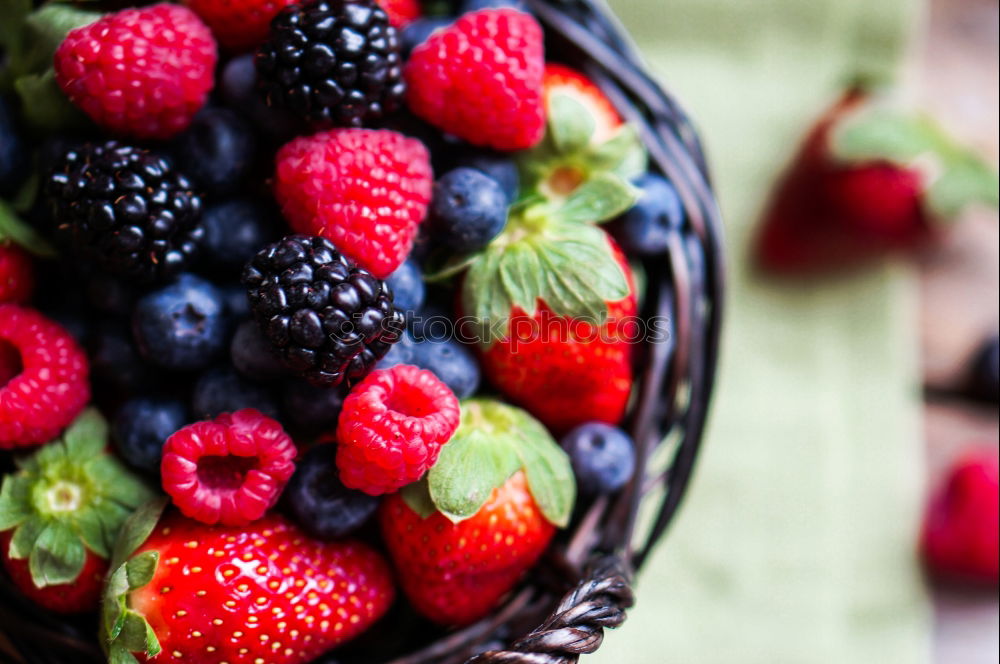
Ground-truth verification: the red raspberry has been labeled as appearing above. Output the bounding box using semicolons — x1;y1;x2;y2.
379;0;421;27
161;409;297;525
181;0;298;52
0;243;34;303
336;364;460;495
0;305;89;449
405;9;545;151
274;129;433;278
54;3;217;140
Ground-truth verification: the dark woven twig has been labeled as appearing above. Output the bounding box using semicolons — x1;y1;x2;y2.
0;1;723;662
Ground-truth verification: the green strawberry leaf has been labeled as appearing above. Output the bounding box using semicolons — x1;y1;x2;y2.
109;644;140;664
555;171;639;225
125;551;158;590
73;505;111;560
14;68;90;132
0;0;32;89
0;200;58;258
119;611;153;653
21;4;100;72
422;399;575;526
0;475;32;531
833;109;946;164
400;478;437;519
62;407;108;460
549;92;596;154
28;520;86;586
110;497;167;570
463;218;628;346
587;124;648;180
927;156;1000;218
103;563;130;639
9;518;44;559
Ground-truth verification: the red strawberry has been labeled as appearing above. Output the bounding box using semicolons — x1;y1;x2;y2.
922;448;999;586
0;410;153;613
379;399;573;626
544;64;622;144
0;242;34;303
273;128;433;278
102;502;394;664
405;9;546;151
181;0;298;52
54;3;217;140
755;90;998;275
476;232;637;434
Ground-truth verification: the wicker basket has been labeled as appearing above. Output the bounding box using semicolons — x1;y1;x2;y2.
0;0;724;662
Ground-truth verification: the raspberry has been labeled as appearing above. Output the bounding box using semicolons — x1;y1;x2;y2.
0;243;34;303
54;4;217;139
273;129;432;278
336;364;460;495
404;9;545;151
182;0;298;52
379;0;421;27
0;305;90;449
161;409;297;525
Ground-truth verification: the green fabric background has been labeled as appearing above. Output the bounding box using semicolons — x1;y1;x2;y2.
589;0;933;661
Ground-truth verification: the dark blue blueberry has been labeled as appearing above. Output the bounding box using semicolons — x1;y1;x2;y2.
612;173;685;256
192;366;280;419
132;274;228;371
400;17;451;57
968;335;999;403
281;380;347;434
561;423;636;494
220;54;300;144
410;339;479;398
220;282;252;320
0;96;27;197
376;330;416;370
408;301;451;342
430;168;508;253
171;108;256;197
113;397;190;474
460;0;527;13
87;323;160;395
455;150;519;203
231;319;287;381
86;273;140;316
201;198;278;272
284;445;379;539
385;260;425;318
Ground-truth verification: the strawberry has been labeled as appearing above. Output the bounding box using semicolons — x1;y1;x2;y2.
922;448;999;586
380;399;574;626
543;64;622;145
0;410;153;613
755;90;999;275
101;501;394;664
0;241;34;303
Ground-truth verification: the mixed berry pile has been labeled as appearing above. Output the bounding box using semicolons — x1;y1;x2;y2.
0;1;689;662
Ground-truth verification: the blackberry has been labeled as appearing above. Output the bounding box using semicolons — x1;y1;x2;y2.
45;141;204;283
256;0;405;128
242;235;405;387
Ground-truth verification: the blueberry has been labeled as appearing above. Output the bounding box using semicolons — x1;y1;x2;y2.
113;398;189;474
455;150;519;203
968;335;999;403
219;282;252;320
561;423;636;494
0;96;27;197
460;0;527;13
281;380;346;434
171;108;256;197
612;173;685;256
430;168;509;253
201;198;279;272
376;330;416;369
86;273;139;316
88;323;160;394
400;17;451;57
410;339;480;398
192;366;280;419
385;260;425;318
284;445;380;539
408;302;451;342
231;319;286;380
132;274;228;371
219;54;299;143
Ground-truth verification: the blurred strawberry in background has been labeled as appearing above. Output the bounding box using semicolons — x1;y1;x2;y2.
922;448;999;587
755;89;999;276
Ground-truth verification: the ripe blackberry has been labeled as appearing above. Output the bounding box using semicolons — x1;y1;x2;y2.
242;235;405;386
255;0;405;128
46;141;204;283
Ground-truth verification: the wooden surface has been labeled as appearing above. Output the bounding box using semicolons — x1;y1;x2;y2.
912;0;1000;662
